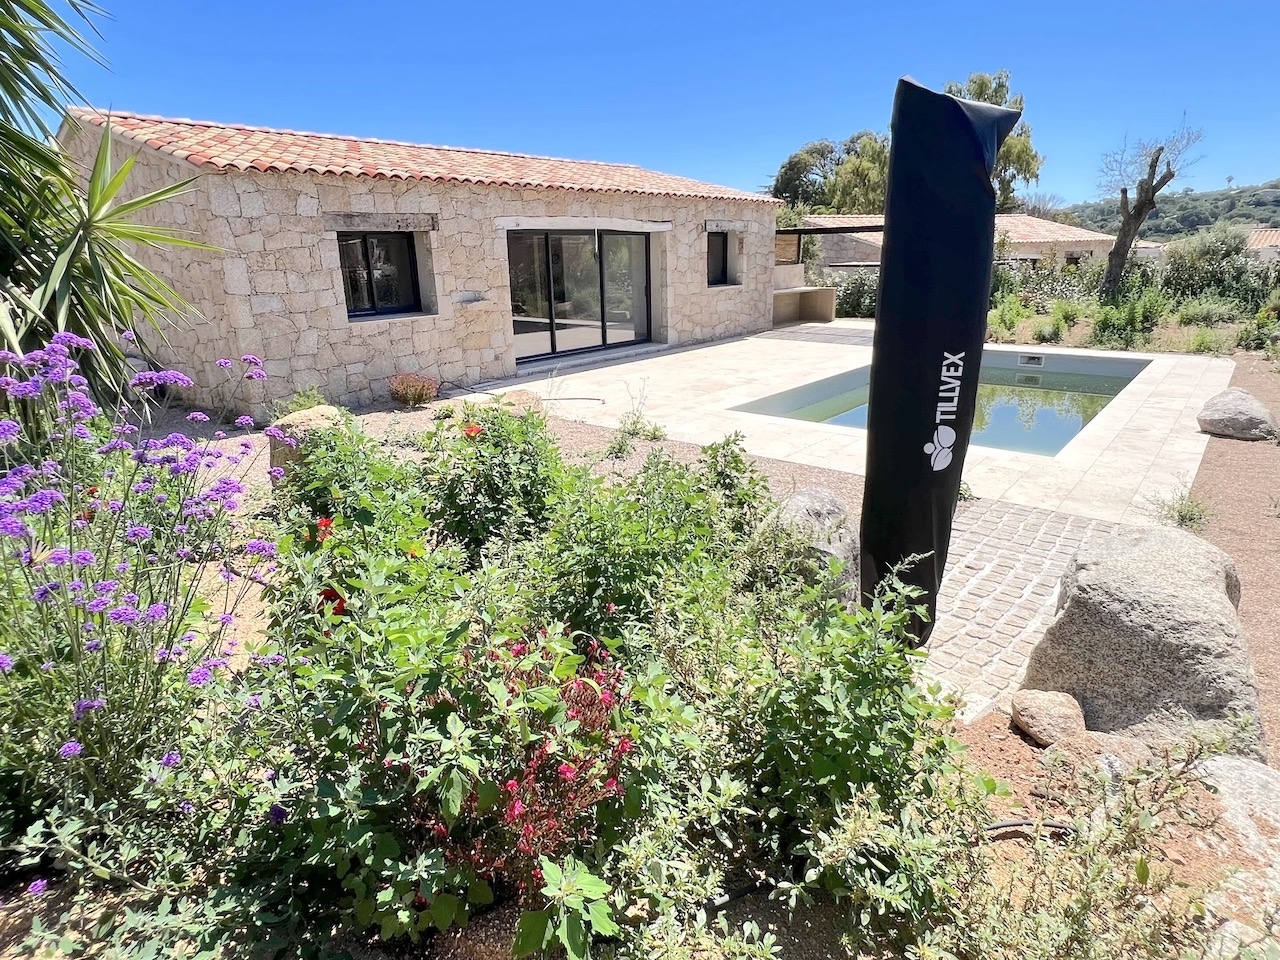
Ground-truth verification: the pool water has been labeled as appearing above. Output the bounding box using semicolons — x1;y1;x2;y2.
733;352;1149;456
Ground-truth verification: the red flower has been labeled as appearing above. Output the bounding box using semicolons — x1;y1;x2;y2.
315;517;333;542
463;423;483;439
319;586;346;616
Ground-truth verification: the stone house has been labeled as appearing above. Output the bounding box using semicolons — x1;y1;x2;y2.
804;213;1117;269
58;109;779;415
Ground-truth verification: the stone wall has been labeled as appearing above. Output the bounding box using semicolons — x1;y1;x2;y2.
58;118;251;413
817;233;882;266
60;122;777;416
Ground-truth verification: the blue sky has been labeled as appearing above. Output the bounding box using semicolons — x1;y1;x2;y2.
64;0;1278;204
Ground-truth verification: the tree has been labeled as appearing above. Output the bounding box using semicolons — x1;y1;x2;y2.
943;70;1043;212
1096;124;1204;300
769;140;841;207
1;0;200;405
828;130;890;214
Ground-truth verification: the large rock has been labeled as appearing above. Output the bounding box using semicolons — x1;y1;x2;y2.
1197;388;1278;441
773;487;859;592
268;404;348;481
1021;527;1265;759
1197;756;1280;941
1011;689;1086;746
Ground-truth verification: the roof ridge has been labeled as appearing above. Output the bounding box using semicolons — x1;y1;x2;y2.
65;106;654;172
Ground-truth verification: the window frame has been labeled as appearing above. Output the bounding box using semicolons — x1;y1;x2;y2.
707;230;729;287
337;231;422;319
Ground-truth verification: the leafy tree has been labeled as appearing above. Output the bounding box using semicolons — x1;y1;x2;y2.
828;130;890;214
1096;123;1204;300
769;139;842;207
0;0;199;405
769;70;1040;215
943;70;1043;212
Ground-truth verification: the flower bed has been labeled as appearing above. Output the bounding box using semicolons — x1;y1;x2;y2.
0;343;1232;959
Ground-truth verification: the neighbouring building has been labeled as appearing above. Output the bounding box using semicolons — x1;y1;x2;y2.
58;109;779;414
1245;228;1280;263
804;213;1119;269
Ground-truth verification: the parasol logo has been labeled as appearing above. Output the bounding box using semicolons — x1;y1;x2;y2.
926;351;966;471
924;424;957;471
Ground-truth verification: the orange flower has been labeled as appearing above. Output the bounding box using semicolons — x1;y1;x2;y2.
463;423;483;439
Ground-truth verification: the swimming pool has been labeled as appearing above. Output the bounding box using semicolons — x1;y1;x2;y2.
733;350;1150;456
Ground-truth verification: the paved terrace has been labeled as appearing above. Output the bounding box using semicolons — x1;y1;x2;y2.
475;322;1232;715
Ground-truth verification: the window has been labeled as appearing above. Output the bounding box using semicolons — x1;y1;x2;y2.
337;232;420;318
707;231;729;286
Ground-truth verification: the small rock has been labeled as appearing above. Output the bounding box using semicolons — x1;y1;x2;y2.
1196;388;1278;441
1046;732;1155;779
1011;690;1086;747
772;487;859;593
268;404;348;481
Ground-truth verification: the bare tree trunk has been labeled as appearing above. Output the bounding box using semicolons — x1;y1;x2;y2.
1099;147;1176;302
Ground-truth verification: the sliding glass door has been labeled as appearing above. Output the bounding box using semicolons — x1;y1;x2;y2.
508;230;650;360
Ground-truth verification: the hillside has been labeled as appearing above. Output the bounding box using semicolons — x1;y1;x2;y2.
1067;178;1280;242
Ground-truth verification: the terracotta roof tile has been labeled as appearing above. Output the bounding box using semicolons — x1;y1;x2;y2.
66;107;778;204
1246;228;1280;249
804;213;1117;245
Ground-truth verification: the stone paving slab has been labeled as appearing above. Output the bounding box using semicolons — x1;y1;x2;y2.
925;497;1122;717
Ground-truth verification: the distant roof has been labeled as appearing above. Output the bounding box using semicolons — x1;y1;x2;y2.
65;107;778;204
803;213;1116;245
1246;228;1280;249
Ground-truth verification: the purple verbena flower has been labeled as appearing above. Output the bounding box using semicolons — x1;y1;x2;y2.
50;332;95;351
269;803;287;824
130;370;195;390
244;539;276;559
85;640;103;653
234;416;254;430
0;653;13;673
186;666;212;687
27;878;49;895
240;354;263;366
0;517;30;539
73;698;106;720
40;661;54;672
58;741;83;759
244;369;267;380
144;602;169;623
216;358;233;369
71;549;95;567
107;605;141;626
179;801;195;814
160;751;181;768
268;467;285;482
0;419;20;445
125;525;152;543
33;582;60;603
186;411;210;423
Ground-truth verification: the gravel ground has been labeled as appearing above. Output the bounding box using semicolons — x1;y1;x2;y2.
1189;353;1280;763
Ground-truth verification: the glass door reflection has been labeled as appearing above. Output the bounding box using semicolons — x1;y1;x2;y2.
602;232;649;345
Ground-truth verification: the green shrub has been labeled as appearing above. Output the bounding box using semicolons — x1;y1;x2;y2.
1176;296;1247;327
1032;320;1064;343
1049;299;1090;327
1163;226;1280;310
1190;328;1229;356
1090;302;1146;349
420;404;563;562
830;270;879;318
988;294;1030;337
1148;482;1211;529
1237;292;1280;350
272;384;328;417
